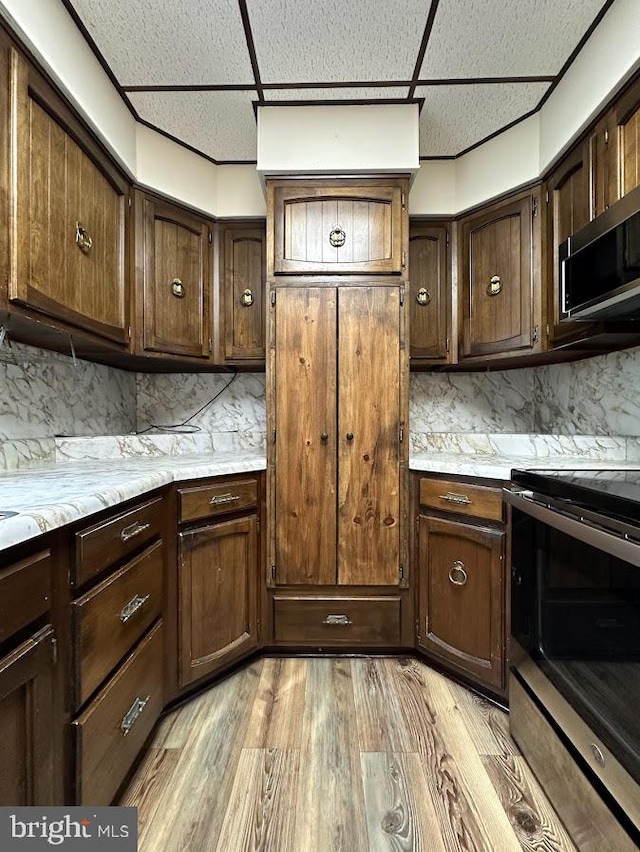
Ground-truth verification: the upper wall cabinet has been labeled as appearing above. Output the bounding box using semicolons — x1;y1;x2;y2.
219;223;266;365
613;75;640;201
269;179;406;276
408;222;451;365
458;188;543;362
134;191;212;361
8;49;129;346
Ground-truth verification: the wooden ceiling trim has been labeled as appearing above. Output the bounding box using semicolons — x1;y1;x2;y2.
123;84;258;92
408;0;441;100
535;0;616;111
238;0;264;101
416;76;556;85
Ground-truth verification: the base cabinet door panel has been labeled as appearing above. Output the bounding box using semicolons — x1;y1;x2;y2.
418;515;505;690
0;626;56;806
179;515;258;687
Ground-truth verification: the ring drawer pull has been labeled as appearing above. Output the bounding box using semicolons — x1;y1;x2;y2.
240;288;254;307
438;491;472;505
417;287;431;306
171;278;185;298
75;222;93;253
487;275;502;296
322;614;352;626
209;492;241;506
120;593;150;623
329;225;346;248
120;695;150;736
449;561;468;586
120;521;151;542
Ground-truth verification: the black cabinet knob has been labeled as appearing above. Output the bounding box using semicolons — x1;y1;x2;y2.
320;432;329;442
346;432;354;441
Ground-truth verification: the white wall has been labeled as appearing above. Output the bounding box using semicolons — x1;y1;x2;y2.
217;165;266;217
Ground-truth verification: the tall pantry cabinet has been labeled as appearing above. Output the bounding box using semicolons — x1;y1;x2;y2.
265;178;411;647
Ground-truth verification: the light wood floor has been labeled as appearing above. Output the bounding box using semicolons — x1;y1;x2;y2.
120;657;577;852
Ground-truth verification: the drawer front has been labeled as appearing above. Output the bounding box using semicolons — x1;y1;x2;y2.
0;550;52;642
179;478;258;523
419;478;503;521
273;596;401;646
73;541;163;708
74;621;163;806
74;497;164;587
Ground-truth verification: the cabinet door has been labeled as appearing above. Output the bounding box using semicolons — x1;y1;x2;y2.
272;184;404;275
409;224;450;363
140;195;211;358
273;288;337;585
546;142;595;348
589;111;618;218
614;76;640;200
0;626;56;805
418;515;504;690
9;49;128;344
338;286;402;586
460;193;537;359
222;225;265;362
179;515;258;687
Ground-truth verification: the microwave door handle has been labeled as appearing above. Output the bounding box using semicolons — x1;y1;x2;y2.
559;239;570;319
503;490;640;568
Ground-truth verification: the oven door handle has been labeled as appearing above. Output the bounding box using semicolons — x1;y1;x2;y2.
504;489;640;568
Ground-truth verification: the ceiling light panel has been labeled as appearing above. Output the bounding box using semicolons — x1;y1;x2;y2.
247;0;427;83
263;87;410;101
420;0;606;78
416;82;550;156
128;91;258;161
70;0;254;85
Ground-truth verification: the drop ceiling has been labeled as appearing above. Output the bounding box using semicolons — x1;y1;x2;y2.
65;0;613;164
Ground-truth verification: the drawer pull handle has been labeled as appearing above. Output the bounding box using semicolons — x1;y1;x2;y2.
487;275;502;296
120;695;150;736
75;222;93;253
240;288;254;307
120;594;150;623
120;521;151;542
323;614;352;626
171;278;185;298
449;561;468;586
209;493;241;506
417;287;431;306
438;491;472;505
591;743;606;767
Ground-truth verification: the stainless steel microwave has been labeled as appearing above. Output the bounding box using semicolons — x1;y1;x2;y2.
560;183;640;321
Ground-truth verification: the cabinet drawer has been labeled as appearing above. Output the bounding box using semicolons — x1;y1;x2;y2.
74;497;164;587
74;621;163;806
419;477;503;521
273;596;401;646
0;550;52;642
72;541;163;708
179;478;258;523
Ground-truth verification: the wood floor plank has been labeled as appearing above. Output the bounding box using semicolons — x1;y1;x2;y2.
139;661;262;852
389;658;521;852
361;752;448;852
352;657;414;753
151;695;204;750
118;748;181;843
214;749;300;852
294;658;369;852
243;657;307;749
446;680;517;757
482;755;579;852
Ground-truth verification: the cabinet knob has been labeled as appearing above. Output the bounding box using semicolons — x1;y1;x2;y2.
171;278;186;298
346;432;354;441
75;222;93;253
240;288;254;307
320;432;329;442
416;287;431;306
448;560;468;586
329;225;346;248
487;275;502;296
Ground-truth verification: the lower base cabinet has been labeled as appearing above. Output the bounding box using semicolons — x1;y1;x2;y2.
0;626;56;806
178;514;259;687
272;595;402;646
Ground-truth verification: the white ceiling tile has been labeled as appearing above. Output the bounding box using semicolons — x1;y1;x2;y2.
417;83;550;156
70;0;254;85
264;87;410;101
128;91;258;161
420;0;605;78
247;0;426;83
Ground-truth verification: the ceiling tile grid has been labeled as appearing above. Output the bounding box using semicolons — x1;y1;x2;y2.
246;0;427;83
128;90;259;161
416;82;550;156
263;87;410;101
70;0;255;85
419;0;606;79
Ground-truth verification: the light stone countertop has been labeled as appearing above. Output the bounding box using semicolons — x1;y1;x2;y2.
409;452;640;480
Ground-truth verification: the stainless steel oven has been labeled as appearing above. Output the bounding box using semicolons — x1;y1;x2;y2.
505;469;640;851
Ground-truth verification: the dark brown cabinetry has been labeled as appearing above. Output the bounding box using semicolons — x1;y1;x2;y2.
219;223;266;364
416;476;506;694
408;222;451;364
458;189;542;362
8;47;129;346
134;192;212;361
177;476;260;688
615;76;640;200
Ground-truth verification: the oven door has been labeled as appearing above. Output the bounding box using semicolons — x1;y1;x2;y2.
505;489;640;840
